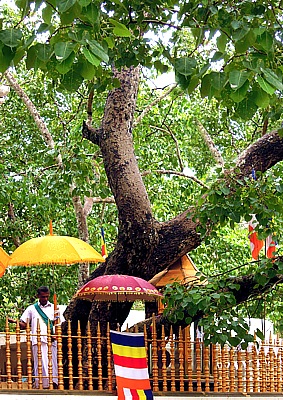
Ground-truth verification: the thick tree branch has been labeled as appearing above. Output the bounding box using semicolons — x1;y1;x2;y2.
82;121;101;145
8;203;21;247
99;67;155;227
131;264;283;335
5;71;63;167
91;196;115;204
196;119;225;168
142;169;208;188
235;129;283;177
149;124;184;170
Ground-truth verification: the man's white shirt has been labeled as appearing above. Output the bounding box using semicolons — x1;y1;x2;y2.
21;301;55;345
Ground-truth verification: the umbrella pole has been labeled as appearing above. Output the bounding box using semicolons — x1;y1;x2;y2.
116;293;119;330
52;264;60;332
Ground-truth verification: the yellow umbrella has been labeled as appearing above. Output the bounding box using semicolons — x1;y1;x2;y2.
0;247;11;277
6;221;105;322
8;235;105;266
8;223;105;266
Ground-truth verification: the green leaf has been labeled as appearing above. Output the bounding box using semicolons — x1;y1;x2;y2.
229;336;241;347
255;328;265;341
242;59;260;73
59;2;82;24
86;39;109;63
257;76;276;94
0;29;22;48
54;42;77;62
79;60;95;79
187;75;199;94
104;36;115;49
200;74;211;97
82;47;100;66
230;80;249;102
260;67;283;91
235;95;257;120
217;33;228;53
220;186;230;195
256;31;273;52
175;57;197;77
60;66;84;91
231;21;242;30
109;19;132;37
211;51;223;63
35;43;52;62
56;0;76;13
37;23;50;34
26;45;37;69
83;3;99;24
235;30;256;53
56;52;76;74
42;4;53;24
0;45;15;72
15;0;30;17
229;70;251;90
77;0;91;5
253;87;270;108
175;71;191;90
191;28;205;47
210;72;227;91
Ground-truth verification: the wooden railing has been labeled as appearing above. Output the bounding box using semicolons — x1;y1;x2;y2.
0;317;283;393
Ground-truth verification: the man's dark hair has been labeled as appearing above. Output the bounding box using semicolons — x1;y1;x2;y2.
37;286;50;295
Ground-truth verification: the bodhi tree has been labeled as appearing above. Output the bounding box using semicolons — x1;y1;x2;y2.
1;0;283;349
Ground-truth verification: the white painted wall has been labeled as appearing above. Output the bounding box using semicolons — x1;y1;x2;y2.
121;309;145;330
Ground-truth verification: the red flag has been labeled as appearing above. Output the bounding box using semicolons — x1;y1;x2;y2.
248;216;264;260
266;234;276;259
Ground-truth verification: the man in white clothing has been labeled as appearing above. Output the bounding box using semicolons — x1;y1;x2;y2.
9;286;59;389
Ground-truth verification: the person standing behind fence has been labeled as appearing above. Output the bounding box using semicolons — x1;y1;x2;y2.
8;286;59;389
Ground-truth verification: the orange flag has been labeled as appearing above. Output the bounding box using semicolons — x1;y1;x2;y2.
266;234;276;259
248;216;264;260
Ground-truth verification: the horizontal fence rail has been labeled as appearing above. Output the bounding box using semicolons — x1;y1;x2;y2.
0;316;283;393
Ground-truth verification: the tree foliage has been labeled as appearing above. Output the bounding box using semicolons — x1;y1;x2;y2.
1;0;283;118
0;0;283;348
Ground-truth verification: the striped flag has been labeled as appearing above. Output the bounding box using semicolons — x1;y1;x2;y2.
100;227;108;259
110;330;153;400
248;215;264;260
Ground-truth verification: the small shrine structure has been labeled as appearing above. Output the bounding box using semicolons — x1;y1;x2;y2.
149;253;206;314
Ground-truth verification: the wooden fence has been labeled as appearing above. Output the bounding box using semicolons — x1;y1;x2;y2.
0;316;283;393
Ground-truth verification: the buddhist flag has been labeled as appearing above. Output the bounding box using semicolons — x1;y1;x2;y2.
266;234;276;259
100;227;108;259
110;330;153;400
248;215;264;260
